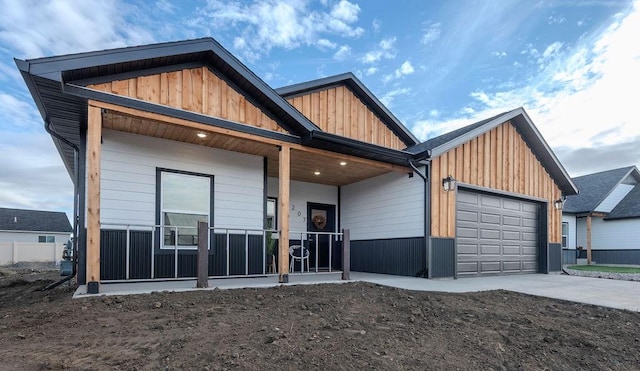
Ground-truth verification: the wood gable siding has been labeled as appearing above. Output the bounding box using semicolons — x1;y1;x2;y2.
430;121;562;243
286;85;406;150
88;67;285;133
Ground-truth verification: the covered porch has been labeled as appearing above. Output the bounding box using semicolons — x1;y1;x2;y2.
85;100;412;292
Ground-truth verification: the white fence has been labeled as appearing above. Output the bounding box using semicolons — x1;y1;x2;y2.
0;242;65;266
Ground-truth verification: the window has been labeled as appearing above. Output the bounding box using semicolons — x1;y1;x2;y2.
561;222;568;248
266;198;277;230
38;235;55;243
160;171;211;249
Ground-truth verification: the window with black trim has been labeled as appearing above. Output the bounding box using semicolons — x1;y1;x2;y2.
160;170;211;249
38;235;55;243
561;222;568;248
266;197;277;230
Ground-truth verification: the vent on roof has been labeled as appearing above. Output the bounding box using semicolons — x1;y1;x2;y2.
13;216;17;223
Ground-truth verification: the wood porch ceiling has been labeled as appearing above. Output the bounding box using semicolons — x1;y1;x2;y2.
102;111;395;186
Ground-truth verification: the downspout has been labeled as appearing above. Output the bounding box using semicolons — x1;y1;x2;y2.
408;158;430;278
42;119;80;290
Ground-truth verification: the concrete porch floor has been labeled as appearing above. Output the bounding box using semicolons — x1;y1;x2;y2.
74;271;640;312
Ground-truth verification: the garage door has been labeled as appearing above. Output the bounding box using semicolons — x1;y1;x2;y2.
456;190;539;276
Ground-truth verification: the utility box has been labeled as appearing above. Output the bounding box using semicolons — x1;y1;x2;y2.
60;260;73;276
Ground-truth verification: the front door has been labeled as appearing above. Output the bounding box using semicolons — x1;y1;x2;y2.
307;203;336;270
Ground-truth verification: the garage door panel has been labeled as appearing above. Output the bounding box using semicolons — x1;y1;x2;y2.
480;196;501;208
480;244;500;254
480;261;501;272
457;226;478;238
502;215;521;226
457;242;479;254
458;210;478;223
503;199;522;211
502;230;521;240
480;229;501;240
457;190;540;276
502;245;521;255
457;262;479;274
481;212;500;224
458;192;479;205
503;261;522;271
522;217;538;228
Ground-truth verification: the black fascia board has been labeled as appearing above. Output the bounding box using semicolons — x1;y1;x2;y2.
19;37;319;136
276;72;419;147
304;130;412;167
64;84;302;145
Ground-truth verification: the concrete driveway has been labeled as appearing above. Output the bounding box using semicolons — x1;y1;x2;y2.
352;272;640;312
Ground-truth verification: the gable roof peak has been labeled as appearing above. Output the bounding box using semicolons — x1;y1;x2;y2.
276;72;418;146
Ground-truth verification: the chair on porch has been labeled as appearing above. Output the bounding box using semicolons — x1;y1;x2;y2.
289;245;310;273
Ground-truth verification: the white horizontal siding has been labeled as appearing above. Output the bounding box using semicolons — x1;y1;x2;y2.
267;178;338;236
562;214;576;249
341;169;424;240
594;184;634;213
98;130;263;230
0;231;70;243
576;216;640;250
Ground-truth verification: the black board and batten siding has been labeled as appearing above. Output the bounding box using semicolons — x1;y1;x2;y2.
350;237;425;277
100;230;266;280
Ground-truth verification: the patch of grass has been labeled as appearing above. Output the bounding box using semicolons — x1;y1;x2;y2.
567;265;640;274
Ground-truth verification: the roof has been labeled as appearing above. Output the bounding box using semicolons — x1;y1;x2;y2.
605;185;640;220
406;108;579;196
16;38;412;178
276;73;419;147
564;166;639;214
0;208;72;233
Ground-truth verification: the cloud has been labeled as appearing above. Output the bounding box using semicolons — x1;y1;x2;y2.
195;0;364;61
383;60;414;83
333;45;351;60
0;131;73;216
411;1;640;175
491;51;507;58
365;67;378;76
421;22;441;45
360;36;396;64
0;0;156;58
379;87;411;108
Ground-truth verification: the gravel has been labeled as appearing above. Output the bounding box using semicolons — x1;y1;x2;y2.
563;266;640;282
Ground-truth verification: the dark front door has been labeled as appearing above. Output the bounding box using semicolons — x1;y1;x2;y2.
307;203;336;270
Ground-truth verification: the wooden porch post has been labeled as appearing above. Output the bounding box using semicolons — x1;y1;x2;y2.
586;214;592;265
278;146;290;283
87;105;102;293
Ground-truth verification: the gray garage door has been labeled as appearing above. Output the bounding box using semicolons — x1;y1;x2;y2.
456;190;539;276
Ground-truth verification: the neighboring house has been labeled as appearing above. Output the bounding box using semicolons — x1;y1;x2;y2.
0;207;72;243
0;207;72;265
16;38;577;293
562;166;640;265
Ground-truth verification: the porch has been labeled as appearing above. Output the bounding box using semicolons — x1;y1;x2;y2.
84;101;413;292
97;224;346;282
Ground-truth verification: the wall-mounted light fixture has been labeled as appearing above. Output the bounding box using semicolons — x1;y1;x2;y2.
442;175;456;192
554;198;564;210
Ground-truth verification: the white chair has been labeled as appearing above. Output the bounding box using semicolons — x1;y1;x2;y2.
289;245;310;273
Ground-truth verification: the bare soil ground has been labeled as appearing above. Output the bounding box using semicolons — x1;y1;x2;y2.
0;267;639;370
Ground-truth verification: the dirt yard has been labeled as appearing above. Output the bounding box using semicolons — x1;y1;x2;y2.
0;268;639;370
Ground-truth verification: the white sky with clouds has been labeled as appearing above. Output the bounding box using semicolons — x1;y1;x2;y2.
0;0;638;221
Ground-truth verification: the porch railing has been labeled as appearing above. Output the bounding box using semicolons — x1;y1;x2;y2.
98;224;344;282
289;230;343;273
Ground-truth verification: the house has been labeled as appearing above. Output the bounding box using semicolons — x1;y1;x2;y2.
16;38;577;293
0;207;72;265
0;207;72;243
562;166;640;265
